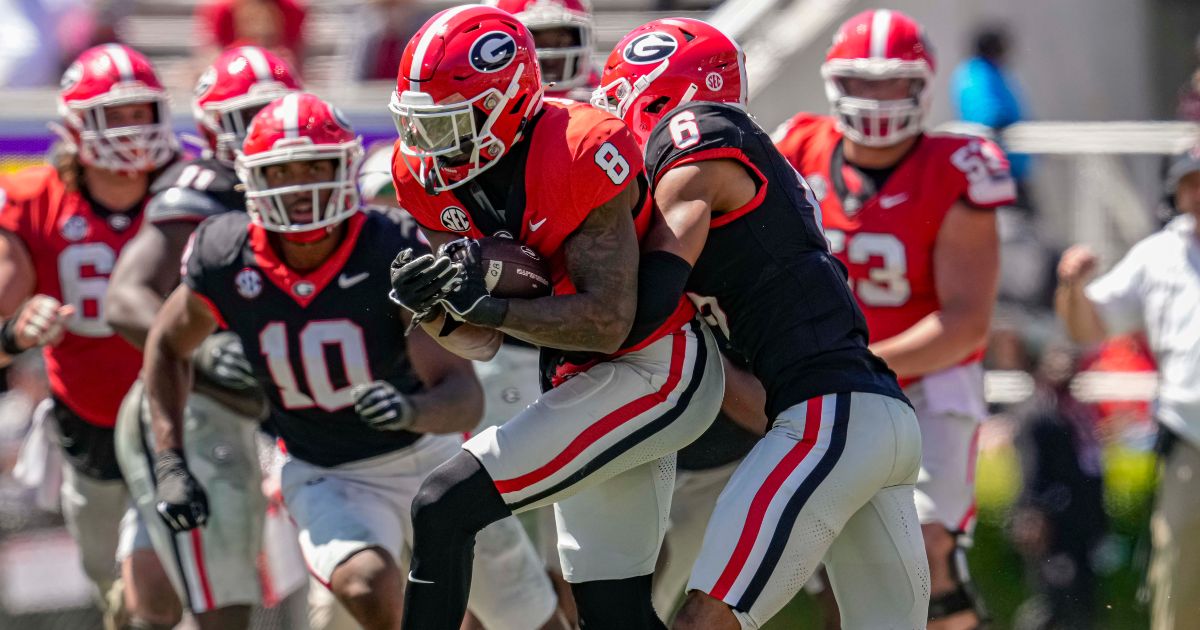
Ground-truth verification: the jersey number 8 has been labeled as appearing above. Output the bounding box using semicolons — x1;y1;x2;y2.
824;230;911;306
594;142;630;185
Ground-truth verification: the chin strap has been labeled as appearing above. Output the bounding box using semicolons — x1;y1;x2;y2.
281;225;335;244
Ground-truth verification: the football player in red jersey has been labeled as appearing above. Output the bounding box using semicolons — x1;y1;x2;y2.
387;6;723;629
774;9;1016;628
595;18;925;629
0;44;179;627
489;0;600;101
143;92;561;630
106;46;300;630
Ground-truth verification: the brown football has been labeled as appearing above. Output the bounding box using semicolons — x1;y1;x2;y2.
479;237;552;299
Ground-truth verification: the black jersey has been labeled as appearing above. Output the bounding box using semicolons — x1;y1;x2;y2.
147;158;244;224
644;102;904;418
183;208;425;466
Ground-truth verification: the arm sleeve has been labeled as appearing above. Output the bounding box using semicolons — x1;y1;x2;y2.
1085;244;1148;336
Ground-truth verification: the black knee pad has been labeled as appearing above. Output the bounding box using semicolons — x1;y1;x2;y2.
571;574;665;630
928;538;990;626
410;450;510;547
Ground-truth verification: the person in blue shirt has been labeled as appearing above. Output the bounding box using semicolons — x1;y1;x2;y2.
952;26;1031;184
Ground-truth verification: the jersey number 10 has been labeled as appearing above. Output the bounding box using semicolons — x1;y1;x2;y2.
260;320;372;411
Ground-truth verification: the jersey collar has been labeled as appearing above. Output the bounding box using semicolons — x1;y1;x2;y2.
247;212;367;308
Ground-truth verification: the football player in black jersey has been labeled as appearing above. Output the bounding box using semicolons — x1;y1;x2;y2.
595;19;929;628
141;93;562;630
106;46;299;630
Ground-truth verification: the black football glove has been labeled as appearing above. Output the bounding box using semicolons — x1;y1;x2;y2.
193;331;257;393
351;380;415;431
389;248;460;317
154;449;209;533
436;238;509;328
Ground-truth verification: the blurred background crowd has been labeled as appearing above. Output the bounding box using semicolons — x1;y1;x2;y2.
0;0;1197;628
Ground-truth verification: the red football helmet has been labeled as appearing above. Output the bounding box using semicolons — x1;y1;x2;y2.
821;9;935;147
489;0;594;90
57;44;177;172
236;93;364;236
389;4;544;193
193;46;301;163
593;18;745;146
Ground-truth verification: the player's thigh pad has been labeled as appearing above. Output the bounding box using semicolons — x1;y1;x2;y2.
906;363;986;532
60;456;127;597
687;393;923;629
280;436;459;585
825;480;929;628
653;461;741;616
464;319;723;513
115;382;266;612
472;343;542;432
552;453;676;582
468;516;559;630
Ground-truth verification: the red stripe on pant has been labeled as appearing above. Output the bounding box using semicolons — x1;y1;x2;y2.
956;502;977;533
709;396;826;600
189;529;216;611
493;330;689;495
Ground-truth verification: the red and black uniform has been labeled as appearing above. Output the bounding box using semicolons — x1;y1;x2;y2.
183;208;426;466
643;102;905;418
0;165;145;477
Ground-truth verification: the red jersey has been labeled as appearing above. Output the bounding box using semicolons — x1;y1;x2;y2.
775;114;1015;371
0;165;145;427
393;100;694;350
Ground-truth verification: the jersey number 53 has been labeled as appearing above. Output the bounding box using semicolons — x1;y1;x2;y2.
824;229;911;306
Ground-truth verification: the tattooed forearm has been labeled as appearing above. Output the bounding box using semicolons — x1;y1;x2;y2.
499;184;640;353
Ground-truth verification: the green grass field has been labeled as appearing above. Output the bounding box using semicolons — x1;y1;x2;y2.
760;445;1157;629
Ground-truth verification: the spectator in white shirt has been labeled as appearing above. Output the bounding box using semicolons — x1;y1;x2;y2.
1056;145;1200;630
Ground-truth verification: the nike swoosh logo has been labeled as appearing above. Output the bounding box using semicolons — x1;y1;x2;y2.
528;218;548;232
338;272;369;289
407;571;435;585
879;193;908;209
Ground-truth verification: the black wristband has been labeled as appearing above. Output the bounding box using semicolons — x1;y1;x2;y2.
0;318;23;355
467;296;509;329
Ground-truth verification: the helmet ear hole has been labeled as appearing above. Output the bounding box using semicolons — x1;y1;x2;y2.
644;96;671;114
508;94;528;115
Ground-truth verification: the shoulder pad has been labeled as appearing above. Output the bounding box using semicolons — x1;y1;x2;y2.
646;102;751;182
191;211;250;270
147;186;235;224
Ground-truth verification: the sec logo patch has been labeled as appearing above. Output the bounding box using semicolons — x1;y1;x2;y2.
470;31;517;73
622;32;677;65
235;267;262;299
440;206;471;232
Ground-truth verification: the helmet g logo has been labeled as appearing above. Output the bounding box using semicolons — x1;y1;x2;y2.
622;32;678;64
60;62;83;92
469;32;518;73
